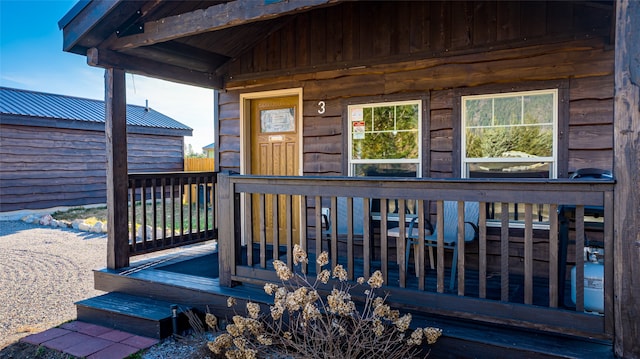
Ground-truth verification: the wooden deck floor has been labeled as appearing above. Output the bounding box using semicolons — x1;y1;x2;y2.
91;241;611;359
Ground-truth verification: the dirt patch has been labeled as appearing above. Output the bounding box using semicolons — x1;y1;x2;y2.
0;341;71;359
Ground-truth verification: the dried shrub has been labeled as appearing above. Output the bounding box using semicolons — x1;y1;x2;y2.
207;245;441;358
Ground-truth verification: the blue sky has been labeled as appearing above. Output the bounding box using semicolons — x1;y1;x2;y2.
0;0;214;152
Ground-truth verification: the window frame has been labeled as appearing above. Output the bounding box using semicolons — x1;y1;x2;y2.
460;88;559;179
346;99;424;178
454;81;569;179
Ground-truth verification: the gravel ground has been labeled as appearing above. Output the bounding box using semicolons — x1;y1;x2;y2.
0;220;218;358
0;221;107;349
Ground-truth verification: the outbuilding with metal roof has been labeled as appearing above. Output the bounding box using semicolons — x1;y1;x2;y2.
0;87;193;213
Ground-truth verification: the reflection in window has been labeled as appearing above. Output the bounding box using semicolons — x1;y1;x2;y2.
463;89;557;179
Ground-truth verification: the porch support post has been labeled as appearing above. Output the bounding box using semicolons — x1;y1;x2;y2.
105;68;130;270
217;171;235;286
613;0;640;357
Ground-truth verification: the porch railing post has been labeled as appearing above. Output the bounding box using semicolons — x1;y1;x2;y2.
217;171;235;287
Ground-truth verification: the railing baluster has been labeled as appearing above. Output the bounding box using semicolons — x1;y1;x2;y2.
285;194;292;268
549;203;559;308
417;199;425;291
196;175;201;237
141;180;148;251
398;199;406;289
259;193;266;269
246;192;253;268
300;195;308;274
575;205;585;312
161;177;167;246
188;176;193;241
272;194;279;261
436;200;445;293
346;197;354;280
330;196;338;269
170;177;176;246
380;199;388;283
151;178;157;248
524;203;533;305
479;201;487;299
501;202;510;302
129;179;136;253
363;198;371;280
457;201;465;295
179;176;184;240
315;196;322;274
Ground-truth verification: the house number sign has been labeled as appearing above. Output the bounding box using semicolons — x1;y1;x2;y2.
317;101;325;114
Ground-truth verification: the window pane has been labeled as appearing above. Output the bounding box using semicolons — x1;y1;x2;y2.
353;132;418;160
396;104;419;130
494;96;521;125
465;98;492;126
363;107;373;131
353;163;418;177
466;124;553;158
373;106;394;131
523;93;553;124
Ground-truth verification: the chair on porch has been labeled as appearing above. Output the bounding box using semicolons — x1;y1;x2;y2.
388;201;479;291
321;197;365;250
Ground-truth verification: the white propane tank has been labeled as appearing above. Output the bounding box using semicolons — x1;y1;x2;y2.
571;248;604;314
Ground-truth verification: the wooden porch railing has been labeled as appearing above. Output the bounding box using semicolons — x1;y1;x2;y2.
216;172;614;340
127;171;217;255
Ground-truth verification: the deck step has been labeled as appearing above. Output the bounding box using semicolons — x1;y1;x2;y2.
75;292;192;339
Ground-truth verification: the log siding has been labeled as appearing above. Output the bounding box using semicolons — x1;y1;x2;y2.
219;37;614;176
0;124;185;212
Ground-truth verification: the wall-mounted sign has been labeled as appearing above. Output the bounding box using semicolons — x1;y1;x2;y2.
261;108;295;133
353;121;365;139
351;108;363;122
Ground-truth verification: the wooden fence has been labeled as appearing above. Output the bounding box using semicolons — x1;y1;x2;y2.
184;158;215;204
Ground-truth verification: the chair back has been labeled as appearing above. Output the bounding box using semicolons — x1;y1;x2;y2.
438;201;479;243
336;197;365;236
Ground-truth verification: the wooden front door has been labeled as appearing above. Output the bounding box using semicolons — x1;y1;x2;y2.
250;95;300;245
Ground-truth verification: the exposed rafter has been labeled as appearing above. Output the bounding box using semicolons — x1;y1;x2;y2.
109;0;341;51
87;48;223;89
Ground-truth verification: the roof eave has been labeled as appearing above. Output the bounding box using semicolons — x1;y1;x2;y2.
59;0;124;55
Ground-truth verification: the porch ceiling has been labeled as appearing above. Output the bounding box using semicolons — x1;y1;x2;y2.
59;0;342;89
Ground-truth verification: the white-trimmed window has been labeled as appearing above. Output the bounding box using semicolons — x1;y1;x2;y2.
462;89;558;179
462;89;558;226
348;100;422;178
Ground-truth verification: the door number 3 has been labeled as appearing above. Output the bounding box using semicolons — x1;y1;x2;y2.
317;101;326;114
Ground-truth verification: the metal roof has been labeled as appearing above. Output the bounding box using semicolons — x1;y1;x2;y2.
0;87;192;132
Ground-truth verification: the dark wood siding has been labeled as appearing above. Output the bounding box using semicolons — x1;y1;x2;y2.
0;124;184;212
219;36;614;175
226;1;612;81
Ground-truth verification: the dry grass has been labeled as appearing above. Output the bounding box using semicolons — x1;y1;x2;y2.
51;202;214;232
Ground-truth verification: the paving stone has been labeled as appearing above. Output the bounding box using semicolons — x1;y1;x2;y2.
87;343;140;359
64;336;113;358
98;329;134;342
20;328;71;345
74;322;112;337
42;332;92;351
